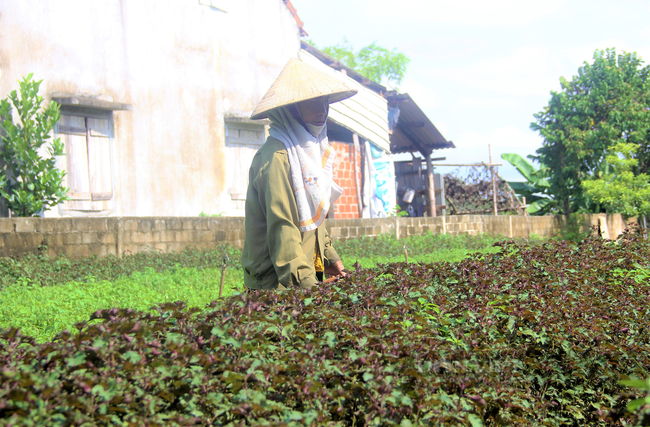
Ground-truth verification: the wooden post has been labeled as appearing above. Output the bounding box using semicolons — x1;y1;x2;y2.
352;133;363;218
425;151;437;217
522;196;528;217
219;265;226;298
489;144;497;216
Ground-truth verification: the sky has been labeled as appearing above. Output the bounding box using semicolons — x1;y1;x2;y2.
291;0;650;181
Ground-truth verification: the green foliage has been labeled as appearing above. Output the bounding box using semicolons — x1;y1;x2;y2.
388;204;409;217
620;377;650;420
199;211;225;217
0;74;69;217
553;213;592;243
583;142;650;218
1;230;649;424
0;267;242;343
0;244;240;290
501;152;557;214
336;231;544;268
530;48;650;215
0;234;531;343
309;38;410;85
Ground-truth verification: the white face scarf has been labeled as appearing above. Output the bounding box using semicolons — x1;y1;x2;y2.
268;107;342;232
303;122;326;137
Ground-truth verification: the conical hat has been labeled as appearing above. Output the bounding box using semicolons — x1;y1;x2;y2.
250;58;358;120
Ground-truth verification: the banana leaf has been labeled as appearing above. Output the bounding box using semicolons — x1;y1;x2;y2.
501;153;550;188
508;181;540;194
527;198;553;214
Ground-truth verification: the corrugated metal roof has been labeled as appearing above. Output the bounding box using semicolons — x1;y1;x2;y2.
385;92;455;155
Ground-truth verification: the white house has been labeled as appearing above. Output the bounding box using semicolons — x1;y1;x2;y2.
0;0;303;217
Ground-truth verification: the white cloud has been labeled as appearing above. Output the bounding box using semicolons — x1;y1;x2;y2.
425;45;563;96
434;121;450;138
367;0;567;27
638;26;650;38
401;37;489;61
561;40;650;69
453;126;540;152
398;77;440;110
439;126;543;181
454;97;517;110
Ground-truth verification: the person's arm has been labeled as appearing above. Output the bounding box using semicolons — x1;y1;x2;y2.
258;149;318;289
322;226;346;278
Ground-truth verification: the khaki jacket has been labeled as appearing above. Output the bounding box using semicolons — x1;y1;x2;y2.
241;137;341;290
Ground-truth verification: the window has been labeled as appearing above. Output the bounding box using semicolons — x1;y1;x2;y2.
56;111;114;212
225;121;265;147
224;119;266;206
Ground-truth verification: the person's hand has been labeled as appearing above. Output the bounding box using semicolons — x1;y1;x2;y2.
324;260;347;279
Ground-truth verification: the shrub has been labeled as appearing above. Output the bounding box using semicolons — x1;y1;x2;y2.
0;229;648;425
0;74;68;217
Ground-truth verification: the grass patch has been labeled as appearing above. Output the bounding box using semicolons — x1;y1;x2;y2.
0;232;545;343
336;231;542;268
0;244;240;290
0;267;242;342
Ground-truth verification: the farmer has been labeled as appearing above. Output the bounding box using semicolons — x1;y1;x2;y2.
241;58;358;290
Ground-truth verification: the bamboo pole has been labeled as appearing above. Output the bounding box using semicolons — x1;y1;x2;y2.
352;133;363;218
489;144;497;216
522;196;528;217
425;151;437;217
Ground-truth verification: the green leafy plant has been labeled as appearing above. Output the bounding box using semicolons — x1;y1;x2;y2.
199;211;225;217
620;377;650;420
1;229;649;424
387;204;409;217
501;152;556;214
553;213;591;242
0;74;68;216
583;141;650;221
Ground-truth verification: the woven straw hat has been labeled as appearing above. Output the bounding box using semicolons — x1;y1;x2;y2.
250;58;358;120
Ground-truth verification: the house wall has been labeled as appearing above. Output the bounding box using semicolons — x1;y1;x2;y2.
330;141;363;219
0;0;300;218
0;214;634;259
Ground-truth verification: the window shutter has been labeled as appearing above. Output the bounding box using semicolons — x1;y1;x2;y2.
58;114;114;212
87;117;113;210
60;114;92;211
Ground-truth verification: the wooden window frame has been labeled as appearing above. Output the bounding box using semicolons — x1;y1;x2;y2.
56;108;115;214
225;120;266;148
224;119;266;203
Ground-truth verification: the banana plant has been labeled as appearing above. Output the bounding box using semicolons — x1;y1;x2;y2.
501;153;556;215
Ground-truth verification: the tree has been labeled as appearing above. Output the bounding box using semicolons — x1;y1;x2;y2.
530;48;650;217
308;39;410;86
0;74;69;217
582;142;650;220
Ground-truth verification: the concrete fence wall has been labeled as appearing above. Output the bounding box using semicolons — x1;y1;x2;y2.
0;214;634;259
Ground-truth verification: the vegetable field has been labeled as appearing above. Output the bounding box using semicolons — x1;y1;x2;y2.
1;231;649;425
